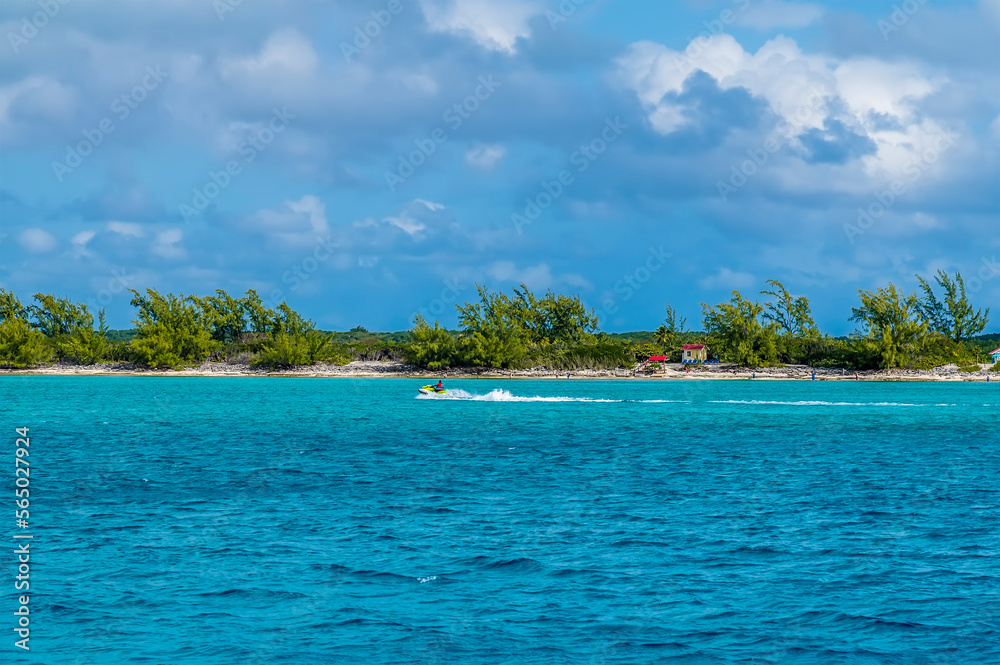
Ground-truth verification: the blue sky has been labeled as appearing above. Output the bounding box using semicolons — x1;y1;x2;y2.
0;0;997;334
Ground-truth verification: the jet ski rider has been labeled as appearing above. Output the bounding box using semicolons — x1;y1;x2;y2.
434;380;444;392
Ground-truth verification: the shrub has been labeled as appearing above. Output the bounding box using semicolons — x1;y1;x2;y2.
59;327;110;364
0;318;52;367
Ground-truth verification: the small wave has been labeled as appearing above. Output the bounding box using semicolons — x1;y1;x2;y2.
482;557;543;572
708;399;929;407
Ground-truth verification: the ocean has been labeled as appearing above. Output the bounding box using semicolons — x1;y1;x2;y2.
2;376;997;664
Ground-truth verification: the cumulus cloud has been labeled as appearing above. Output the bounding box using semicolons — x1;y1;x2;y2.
71;230;96;257
419;0;540;53
106;222;144;238
18;228;58;254
0;76;77;144
248;195;330;245
353;199;450;240
415;198;446;211
286;195;329;234
219;28;318;78
615;33;954;185
486;261;591;291
152;229;185;260
464;144;506;169
383;211;427;236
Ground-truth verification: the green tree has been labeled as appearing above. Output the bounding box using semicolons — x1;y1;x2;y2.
701;291;779;366
196;290;247;343
240;289;273;335
654;303;686;348
406;315;458;369
251;328;341;368
0;317;52;367
508;284;598;344
27;293;92;337
0;289;27;322
456;284;529;367
269;302;315;338
128;289;216;368
60;309;111;364
652;324;671;347
252;333;307;368
915;270;989;342
760;280;817;337
849;283;927;368
760;280;818;363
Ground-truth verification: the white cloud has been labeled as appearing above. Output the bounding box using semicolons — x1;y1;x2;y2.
698;267;755;290
383;211;427;236
106;221;144;237
415;198;445;211
71;230;96;257
464;144;506;169
286;195;329;234
419;0;540;53
18;228;58;254
72;230;96;245
486;261;591;291
615;33;952;185
249;195;330;245
218;28;318;85
615;35;835;136
152;228;185;260
0;76;77;144
354;199;448;239
738;0;825;29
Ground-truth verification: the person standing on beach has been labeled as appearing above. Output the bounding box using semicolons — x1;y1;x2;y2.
812;371;816;381
855;371;859;381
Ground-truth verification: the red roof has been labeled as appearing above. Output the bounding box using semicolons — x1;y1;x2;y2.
990;348;1000;355
647;356;667;361
682;344;705;350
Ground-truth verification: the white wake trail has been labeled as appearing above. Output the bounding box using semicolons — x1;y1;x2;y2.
417;389;687;403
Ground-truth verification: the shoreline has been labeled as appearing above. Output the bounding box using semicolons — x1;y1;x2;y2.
1;361;996;381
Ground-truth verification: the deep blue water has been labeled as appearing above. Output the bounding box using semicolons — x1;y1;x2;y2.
1;376;998;664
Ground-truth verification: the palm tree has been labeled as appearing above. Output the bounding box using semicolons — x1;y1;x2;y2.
653;324;672;348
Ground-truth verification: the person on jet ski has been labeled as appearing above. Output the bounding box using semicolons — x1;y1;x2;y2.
434;380;444;392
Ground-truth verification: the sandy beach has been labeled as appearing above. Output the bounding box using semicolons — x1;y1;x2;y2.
3;360;997;381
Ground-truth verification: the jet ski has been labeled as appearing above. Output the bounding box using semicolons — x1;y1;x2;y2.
418;384;447;395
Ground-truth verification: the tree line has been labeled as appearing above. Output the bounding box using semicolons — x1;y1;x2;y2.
0;270;995;371
0;288;355;369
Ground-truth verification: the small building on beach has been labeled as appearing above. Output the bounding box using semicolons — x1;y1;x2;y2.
682;344;707;364
990;347;1000;363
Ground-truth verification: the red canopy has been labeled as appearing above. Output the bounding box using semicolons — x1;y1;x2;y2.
647;356;667;361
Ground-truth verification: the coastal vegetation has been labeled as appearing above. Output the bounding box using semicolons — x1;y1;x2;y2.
0;270;993;371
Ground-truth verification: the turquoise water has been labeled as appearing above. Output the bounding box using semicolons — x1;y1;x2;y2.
1;376;998;664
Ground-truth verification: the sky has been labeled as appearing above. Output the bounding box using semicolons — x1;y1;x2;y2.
0;0;998;334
